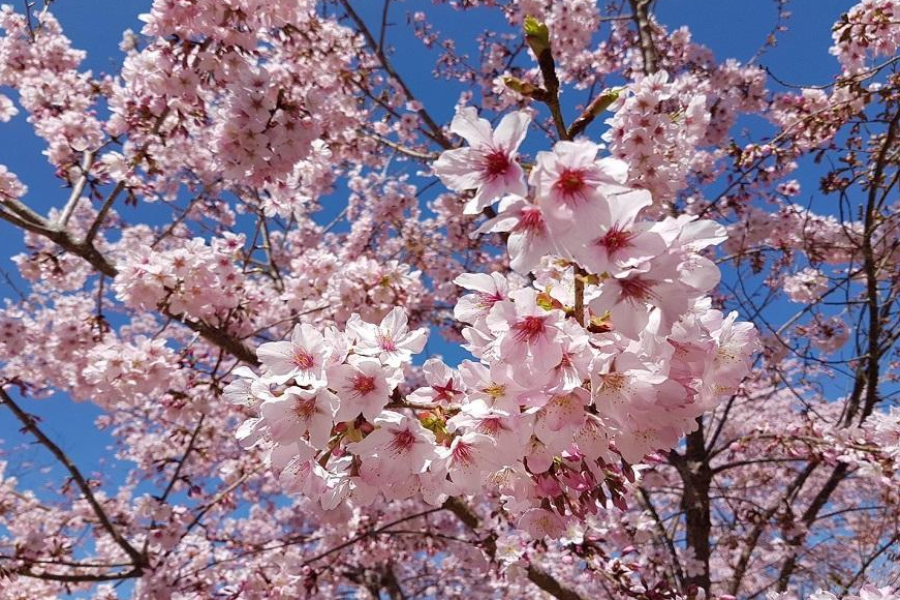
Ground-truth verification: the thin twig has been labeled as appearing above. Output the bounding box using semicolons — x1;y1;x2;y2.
0;387;146;570
58;150;95;227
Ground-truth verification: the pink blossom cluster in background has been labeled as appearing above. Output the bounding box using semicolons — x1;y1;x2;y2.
0;0;898;598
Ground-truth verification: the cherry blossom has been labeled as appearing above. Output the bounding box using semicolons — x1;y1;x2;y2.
256;323;329;386
474;195;556;274
328;356;393;422
260;387;339;449
1;1;897;599
530;140;626;240
407;358;465;406
347;307;429;368
432;107;531;214
784;267;829;303
349;411;438;485
453;272;510;325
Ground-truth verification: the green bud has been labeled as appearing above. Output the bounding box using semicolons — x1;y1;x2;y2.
420;412;450;444
590;88;622;115
503;76;540;97
523;16;551;55
536;291;563;312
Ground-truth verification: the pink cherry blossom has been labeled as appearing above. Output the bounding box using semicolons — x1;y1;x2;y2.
407;358;464;406
349;411;437;485
328;357;393;422
256;323;328;386
437;431;500;493
432;107;530;214
572;187;665;274
348;307;428;368
486;288;564;372
474;195;556;274
784;267;829;303
260;387;338;449
530;140;627;240
453;271;510;325
518;508;568;539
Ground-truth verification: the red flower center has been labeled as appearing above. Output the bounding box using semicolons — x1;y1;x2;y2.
352;374;377;395
597;226;635;256
477;291;504;309
292;350;316;370
555;168;587;197
483;150;511;178
618;277;654;303
476;416;504;436
513;315;547;343
452;440;476;466
432;379;461;402
516;206;546;233
388;428;416;454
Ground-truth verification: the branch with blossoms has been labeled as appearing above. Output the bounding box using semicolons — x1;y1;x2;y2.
0;195;259;363
227;21;757;600
0;386;148;579
6;0;900;598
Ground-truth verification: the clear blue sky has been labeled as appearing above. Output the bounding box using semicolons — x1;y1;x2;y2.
0;0;854;524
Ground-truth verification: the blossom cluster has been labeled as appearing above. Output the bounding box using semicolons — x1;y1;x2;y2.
231;309;435;509
233;108;758;536
602;71;710;203
0;7;104;169
865;406;900;462
0;164;25;201
280;253;427;327
783;267;829;303
771;586;900;600
831;0;900;75
725;204;859;265
83;336;180;408
114;234;246;320
104;0;366;205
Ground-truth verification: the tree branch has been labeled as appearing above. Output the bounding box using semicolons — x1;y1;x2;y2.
338;0;452;149
57;150;95;228
628;0;658;75
442;497;590;600
0;387;147;571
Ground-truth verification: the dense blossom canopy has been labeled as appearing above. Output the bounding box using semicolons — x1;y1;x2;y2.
0;1;899;599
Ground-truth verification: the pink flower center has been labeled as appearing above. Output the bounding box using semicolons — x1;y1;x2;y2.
378;333;398;352
513;315;547;343
388;428;416;454
292;350;316;370
352;374;377;395
618;277;655;303
515;206;546;234
554;168;587;198
476;416;504;436
294;398;317;420
452;440;476;466
483;149;511;178
477;291;503;309
597;225;635;256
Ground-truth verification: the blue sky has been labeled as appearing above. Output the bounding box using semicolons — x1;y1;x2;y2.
0;0;857;558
